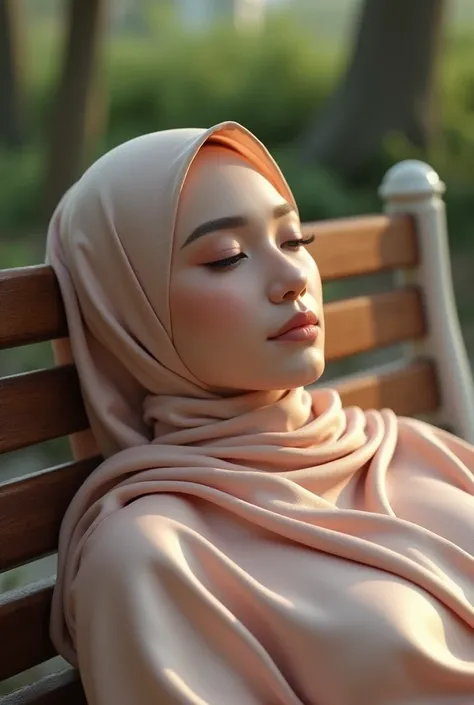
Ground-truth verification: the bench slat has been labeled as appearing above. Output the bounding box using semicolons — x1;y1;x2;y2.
0;581;55;683
0;668;84;705
0;215;417;351
305;214;418;281
0;287;426;455
324;287;425;361
334;359;439;415
0;267;67;351
0;366;89;455
0;457;100;572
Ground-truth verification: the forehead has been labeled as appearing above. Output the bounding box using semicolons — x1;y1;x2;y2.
175;146;286;243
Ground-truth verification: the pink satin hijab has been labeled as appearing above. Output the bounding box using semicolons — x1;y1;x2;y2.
47;122;474;704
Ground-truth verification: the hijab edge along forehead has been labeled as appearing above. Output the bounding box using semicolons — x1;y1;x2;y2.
170;122;298;262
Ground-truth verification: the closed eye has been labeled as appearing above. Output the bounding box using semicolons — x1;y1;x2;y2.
284;234;315;249
204;235;315;271
204;253;247;270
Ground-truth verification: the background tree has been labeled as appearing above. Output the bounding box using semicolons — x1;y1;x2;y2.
300;0;446;174
43;0;106;217
0;0;25;148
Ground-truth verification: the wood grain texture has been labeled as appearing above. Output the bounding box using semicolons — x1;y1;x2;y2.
333;359;439;416
324;287;426;361
304;214;418;281
0;365;89;454
0;457;101;572
0;267;67;350
0;580;56;682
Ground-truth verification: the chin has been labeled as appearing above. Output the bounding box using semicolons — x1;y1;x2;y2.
208;349;326;394
258;353;325;391
284;348;325;388
282;366;324;390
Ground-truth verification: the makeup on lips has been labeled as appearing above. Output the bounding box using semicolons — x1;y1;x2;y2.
268;311;319;343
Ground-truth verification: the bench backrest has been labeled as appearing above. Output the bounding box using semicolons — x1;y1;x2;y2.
0;159;473;704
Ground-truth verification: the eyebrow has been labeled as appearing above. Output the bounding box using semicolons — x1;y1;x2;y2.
181;202;296;248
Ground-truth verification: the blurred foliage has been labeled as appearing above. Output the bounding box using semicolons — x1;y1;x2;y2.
0;147;43;234
0;14;351;235
0;20;471;253
104;18;336;147
2;14;474;244
0;17;462;241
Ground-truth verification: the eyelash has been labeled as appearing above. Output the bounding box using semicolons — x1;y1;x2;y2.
205;234;315;270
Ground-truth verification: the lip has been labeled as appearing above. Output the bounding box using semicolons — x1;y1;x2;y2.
268;310;319;341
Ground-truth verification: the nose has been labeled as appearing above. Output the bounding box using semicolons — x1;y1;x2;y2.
268;260;308;304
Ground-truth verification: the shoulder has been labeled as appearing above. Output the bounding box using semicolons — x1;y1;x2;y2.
396;414;474;457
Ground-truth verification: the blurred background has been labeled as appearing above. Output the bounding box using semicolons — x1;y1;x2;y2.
1;0;474;691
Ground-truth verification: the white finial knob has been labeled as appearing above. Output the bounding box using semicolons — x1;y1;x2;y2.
379;160;445;201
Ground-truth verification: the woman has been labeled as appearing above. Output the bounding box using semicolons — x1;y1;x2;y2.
47;121;474;705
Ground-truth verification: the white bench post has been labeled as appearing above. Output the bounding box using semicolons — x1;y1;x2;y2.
379;160;474;443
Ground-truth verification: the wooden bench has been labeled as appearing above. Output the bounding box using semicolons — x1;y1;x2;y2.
1;159;473;704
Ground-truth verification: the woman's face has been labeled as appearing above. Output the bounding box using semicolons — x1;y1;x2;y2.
170;146;325;394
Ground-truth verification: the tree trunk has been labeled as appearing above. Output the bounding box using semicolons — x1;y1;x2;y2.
300;0;445;174
43;0;106;218
0;0;25;148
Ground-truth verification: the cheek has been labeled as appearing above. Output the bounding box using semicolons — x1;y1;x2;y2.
307;258;322;295
171;278;253;340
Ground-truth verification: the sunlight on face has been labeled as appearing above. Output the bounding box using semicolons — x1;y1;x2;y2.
170;145;325;394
